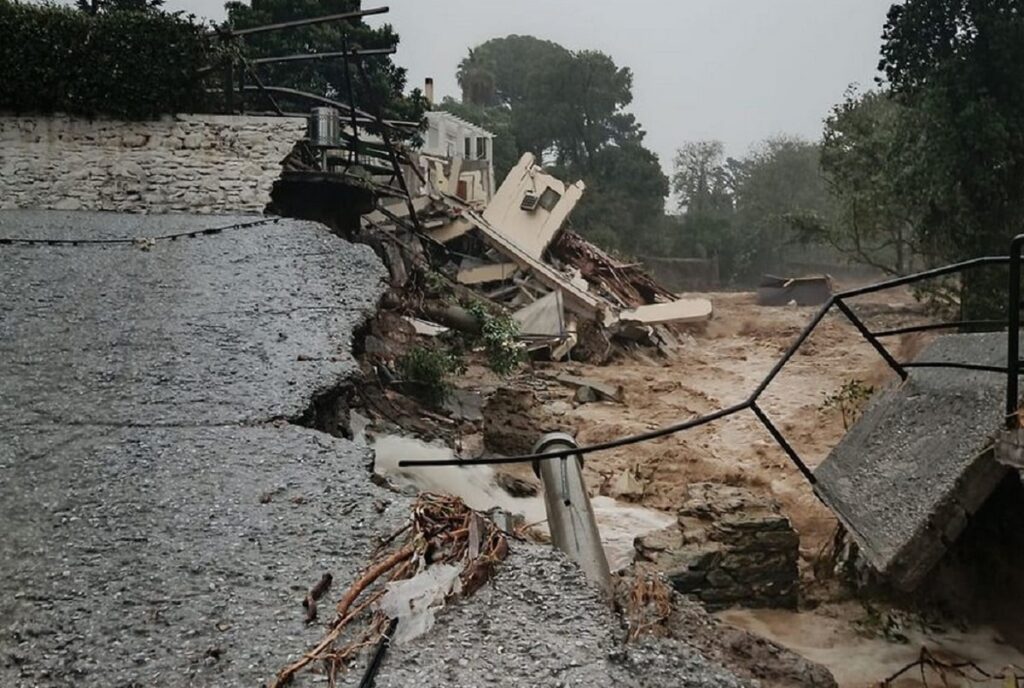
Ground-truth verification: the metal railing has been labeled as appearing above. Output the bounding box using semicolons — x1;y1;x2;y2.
402;244;1024;483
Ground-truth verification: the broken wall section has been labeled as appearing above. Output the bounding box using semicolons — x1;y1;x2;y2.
0;113;306;213
636;483;799;611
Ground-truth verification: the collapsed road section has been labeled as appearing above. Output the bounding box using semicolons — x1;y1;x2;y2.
1;210;829;687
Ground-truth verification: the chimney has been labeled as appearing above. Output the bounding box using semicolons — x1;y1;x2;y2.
424;77;434;108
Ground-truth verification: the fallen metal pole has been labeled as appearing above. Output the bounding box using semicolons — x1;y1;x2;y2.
225;6;389;37
532;433;612;596
252;48;397;65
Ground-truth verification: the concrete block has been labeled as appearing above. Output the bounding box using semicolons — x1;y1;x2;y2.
814;332;1017;590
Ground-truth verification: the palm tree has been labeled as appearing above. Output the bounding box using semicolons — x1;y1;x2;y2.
456;49;496;106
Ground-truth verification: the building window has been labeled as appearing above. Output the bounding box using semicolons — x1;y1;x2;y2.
538;187;561;211
464;137;473;159
476;137;488;160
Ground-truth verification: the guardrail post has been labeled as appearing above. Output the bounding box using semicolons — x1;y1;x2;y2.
532;432;612;596
1007;235;1024;426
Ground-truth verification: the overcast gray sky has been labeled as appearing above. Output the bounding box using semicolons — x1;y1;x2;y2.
170;0;894;172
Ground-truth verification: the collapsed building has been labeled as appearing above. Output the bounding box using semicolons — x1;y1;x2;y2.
270;105;713;365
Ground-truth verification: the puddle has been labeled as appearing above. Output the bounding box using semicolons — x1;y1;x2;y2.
718;606;1024;687
372;434;673;570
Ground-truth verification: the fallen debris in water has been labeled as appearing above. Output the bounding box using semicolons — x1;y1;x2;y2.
271;493;509;687
881;646;1019;687
757;274;833;307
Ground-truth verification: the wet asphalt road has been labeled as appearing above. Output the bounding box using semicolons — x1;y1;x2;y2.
0;210;745;687
0;211;394;686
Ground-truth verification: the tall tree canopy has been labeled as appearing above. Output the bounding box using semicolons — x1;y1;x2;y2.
223;0;424;126
672;140;733;216
816;88;920;276
878;0;1024;315
671;137;833;284
76;0;163;14
448;35;667;253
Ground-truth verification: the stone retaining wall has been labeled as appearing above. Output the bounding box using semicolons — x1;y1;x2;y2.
636;482;799;610
0;113;306;213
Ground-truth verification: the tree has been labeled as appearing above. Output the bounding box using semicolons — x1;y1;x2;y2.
223;0;425;128
568;140;670;254
449;35;667;252
731;136;833;280
670;140;736;268
672;140;733;216
671;137;834;284
456;35;569;108
455;48;497;107
878;0;1024;317
76;0;163;14
816;88;920;276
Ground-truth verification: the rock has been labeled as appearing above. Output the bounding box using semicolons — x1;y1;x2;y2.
574;385;599;403
52;197;82;210
546;400;573;416
638;482;800;610
483;387;565;455
607;467;645;500
496;472;539;498
121;132;149;147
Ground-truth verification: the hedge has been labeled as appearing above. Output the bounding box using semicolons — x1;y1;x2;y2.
0;1;216;119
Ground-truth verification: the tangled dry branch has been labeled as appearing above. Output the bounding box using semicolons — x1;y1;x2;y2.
881;646;1022;687
616;566;674;641
271;493;509;688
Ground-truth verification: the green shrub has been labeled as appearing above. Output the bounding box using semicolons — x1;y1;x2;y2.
398;346;465;407
0;0;216;119
821;379;875;429
466;300;524;376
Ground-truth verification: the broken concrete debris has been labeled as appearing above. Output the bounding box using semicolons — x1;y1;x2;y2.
757;274;833;307
547;372;625;404
359;148;711;362
635;483;799;611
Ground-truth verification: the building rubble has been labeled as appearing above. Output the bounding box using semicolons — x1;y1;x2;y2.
358;147;713;362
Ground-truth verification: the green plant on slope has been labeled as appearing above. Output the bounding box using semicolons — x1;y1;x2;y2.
466;301;524;376
398;346;465;407
822;379;875;430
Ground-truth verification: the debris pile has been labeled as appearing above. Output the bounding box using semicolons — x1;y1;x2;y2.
359;151;713;362
635;483;800;610
272;493;508;687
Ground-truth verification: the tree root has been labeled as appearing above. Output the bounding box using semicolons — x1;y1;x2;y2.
271;493;510;687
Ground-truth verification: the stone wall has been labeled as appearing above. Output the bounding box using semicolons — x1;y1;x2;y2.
635;482;799;610
639;256;720;293
0;113;306;213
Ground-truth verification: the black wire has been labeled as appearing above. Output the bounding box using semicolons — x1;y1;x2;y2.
0;217;280;247
399;252;1024;471
357;618;398;688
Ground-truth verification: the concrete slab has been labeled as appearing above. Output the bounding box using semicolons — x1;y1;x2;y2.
814;332;1013;590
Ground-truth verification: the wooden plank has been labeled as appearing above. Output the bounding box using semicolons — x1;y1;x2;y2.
457;262;518;285
619;298;713;325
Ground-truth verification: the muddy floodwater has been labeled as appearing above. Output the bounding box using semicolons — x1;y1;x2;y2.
372;434;674;570
720;606;1024;687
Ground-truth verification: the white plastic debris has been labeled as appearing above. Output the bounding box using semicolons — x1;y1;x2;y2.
377;564;462;644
